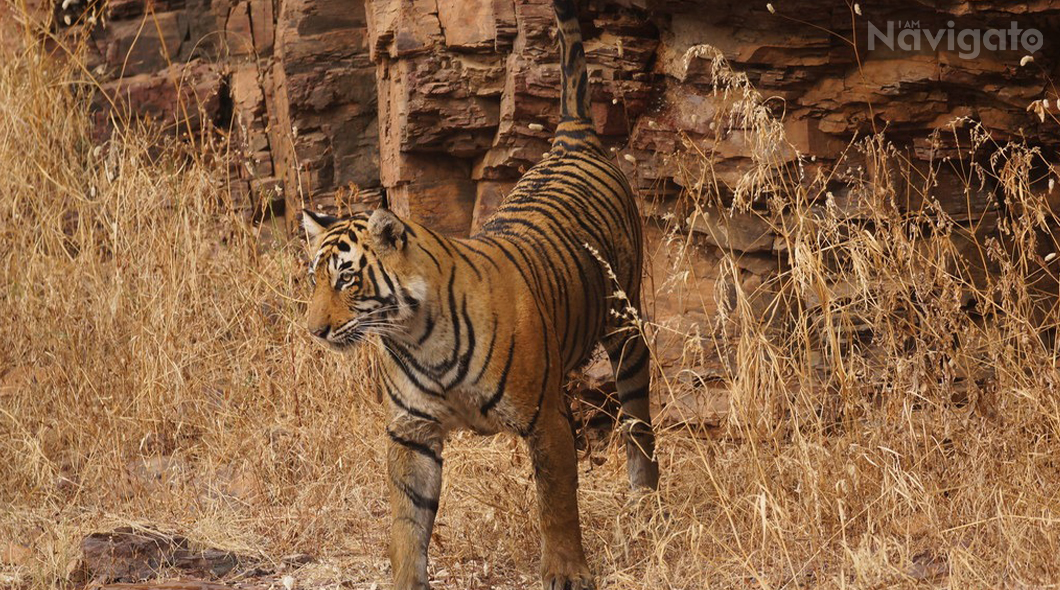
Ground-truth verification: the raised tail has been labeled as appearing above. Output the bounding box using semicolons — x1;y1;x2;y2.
552;0;604;154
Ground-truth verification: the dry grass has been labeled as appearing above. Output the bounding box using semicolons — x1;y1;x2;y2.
3;23;1060;590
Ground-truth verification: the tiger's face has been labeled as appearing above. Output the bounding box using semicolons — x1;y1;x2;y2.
302;208;421;350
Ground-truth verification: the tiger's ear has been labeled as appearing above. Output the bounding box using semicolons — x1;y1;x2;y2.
302;209;339;244
368;208;407;252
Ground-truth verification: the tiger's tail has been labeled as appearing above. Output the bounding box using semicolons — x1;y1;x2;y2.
552;0;604;154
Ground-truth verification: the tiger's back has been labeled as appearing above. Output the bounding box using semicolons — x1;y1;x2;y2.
478;148;644;375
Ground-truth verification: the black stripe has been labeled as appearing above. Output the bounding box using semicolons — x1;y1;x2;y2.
387;429;443;466
416;309;435;346
454;239;503;270
484;228;567;338
385;345;446;397
383;341;445;396
389;270;462;379
487;185;616;369
470;314;499;385
618;385;649;404
398;283;420;309
429;229;459;259
378;265;399;299
478;235;549;308
489;203;593;364
417;244;442;272
508;180;622;263
365;265;379;294
512;165;627;252
617;347;648;381
391;477;439;512
487;216;600;367
384;379;439;423
442;269;461;372
520;332;551;437
559;152;631;197
481;334;517;415
446;296;476;388
562;154;639;228
574;70;588;118
451;244;483;280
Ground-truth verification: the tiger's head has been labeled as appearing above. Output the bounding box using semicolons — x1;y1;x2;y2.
302;208;424;350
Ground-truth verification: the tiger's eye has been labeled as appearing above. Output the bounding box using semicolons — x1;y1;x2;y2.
340;270;358;288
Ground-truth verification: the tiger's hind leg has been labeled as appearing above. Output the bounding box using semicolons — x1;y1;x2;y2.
603;326;660;490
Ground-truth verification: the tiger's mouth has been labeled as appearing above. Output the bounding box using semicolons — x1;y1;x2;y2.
326;323;368;350
313;306;401;352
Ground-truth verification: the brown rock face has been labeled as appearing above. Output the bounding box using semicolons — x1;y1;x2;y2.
40;0;1058;235
32;0;380;224
270;0;379;212
91;61;225;139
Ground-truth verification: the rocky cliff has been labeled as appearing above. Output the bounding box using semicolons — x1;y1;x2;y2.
16;0;1057;227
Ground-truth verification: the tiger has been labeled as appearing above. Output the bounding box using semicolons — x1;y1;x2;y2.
300;1;659;587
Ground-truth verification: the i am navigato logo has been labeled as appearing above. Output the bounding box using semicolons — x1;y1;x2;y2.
868;20;1043;60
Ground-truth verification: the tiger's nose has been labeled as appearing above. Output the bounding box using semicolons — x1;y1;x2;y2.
310;325;330;340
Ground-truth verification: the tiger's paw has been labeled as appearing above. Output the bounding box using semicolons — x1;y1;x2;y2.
542;568;595;590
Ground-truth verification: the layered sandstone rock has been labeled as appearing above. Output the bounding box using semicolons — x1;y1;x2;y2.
30;0;382;220
29;0;1058;229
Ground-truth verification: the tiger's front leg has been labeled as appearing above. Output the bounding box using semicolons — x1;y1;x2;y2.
386;415;444;590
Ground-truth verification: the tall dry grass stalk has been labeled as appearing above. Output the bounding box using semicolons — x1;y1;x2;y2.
2;22;1060;590
650;47;1060;587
